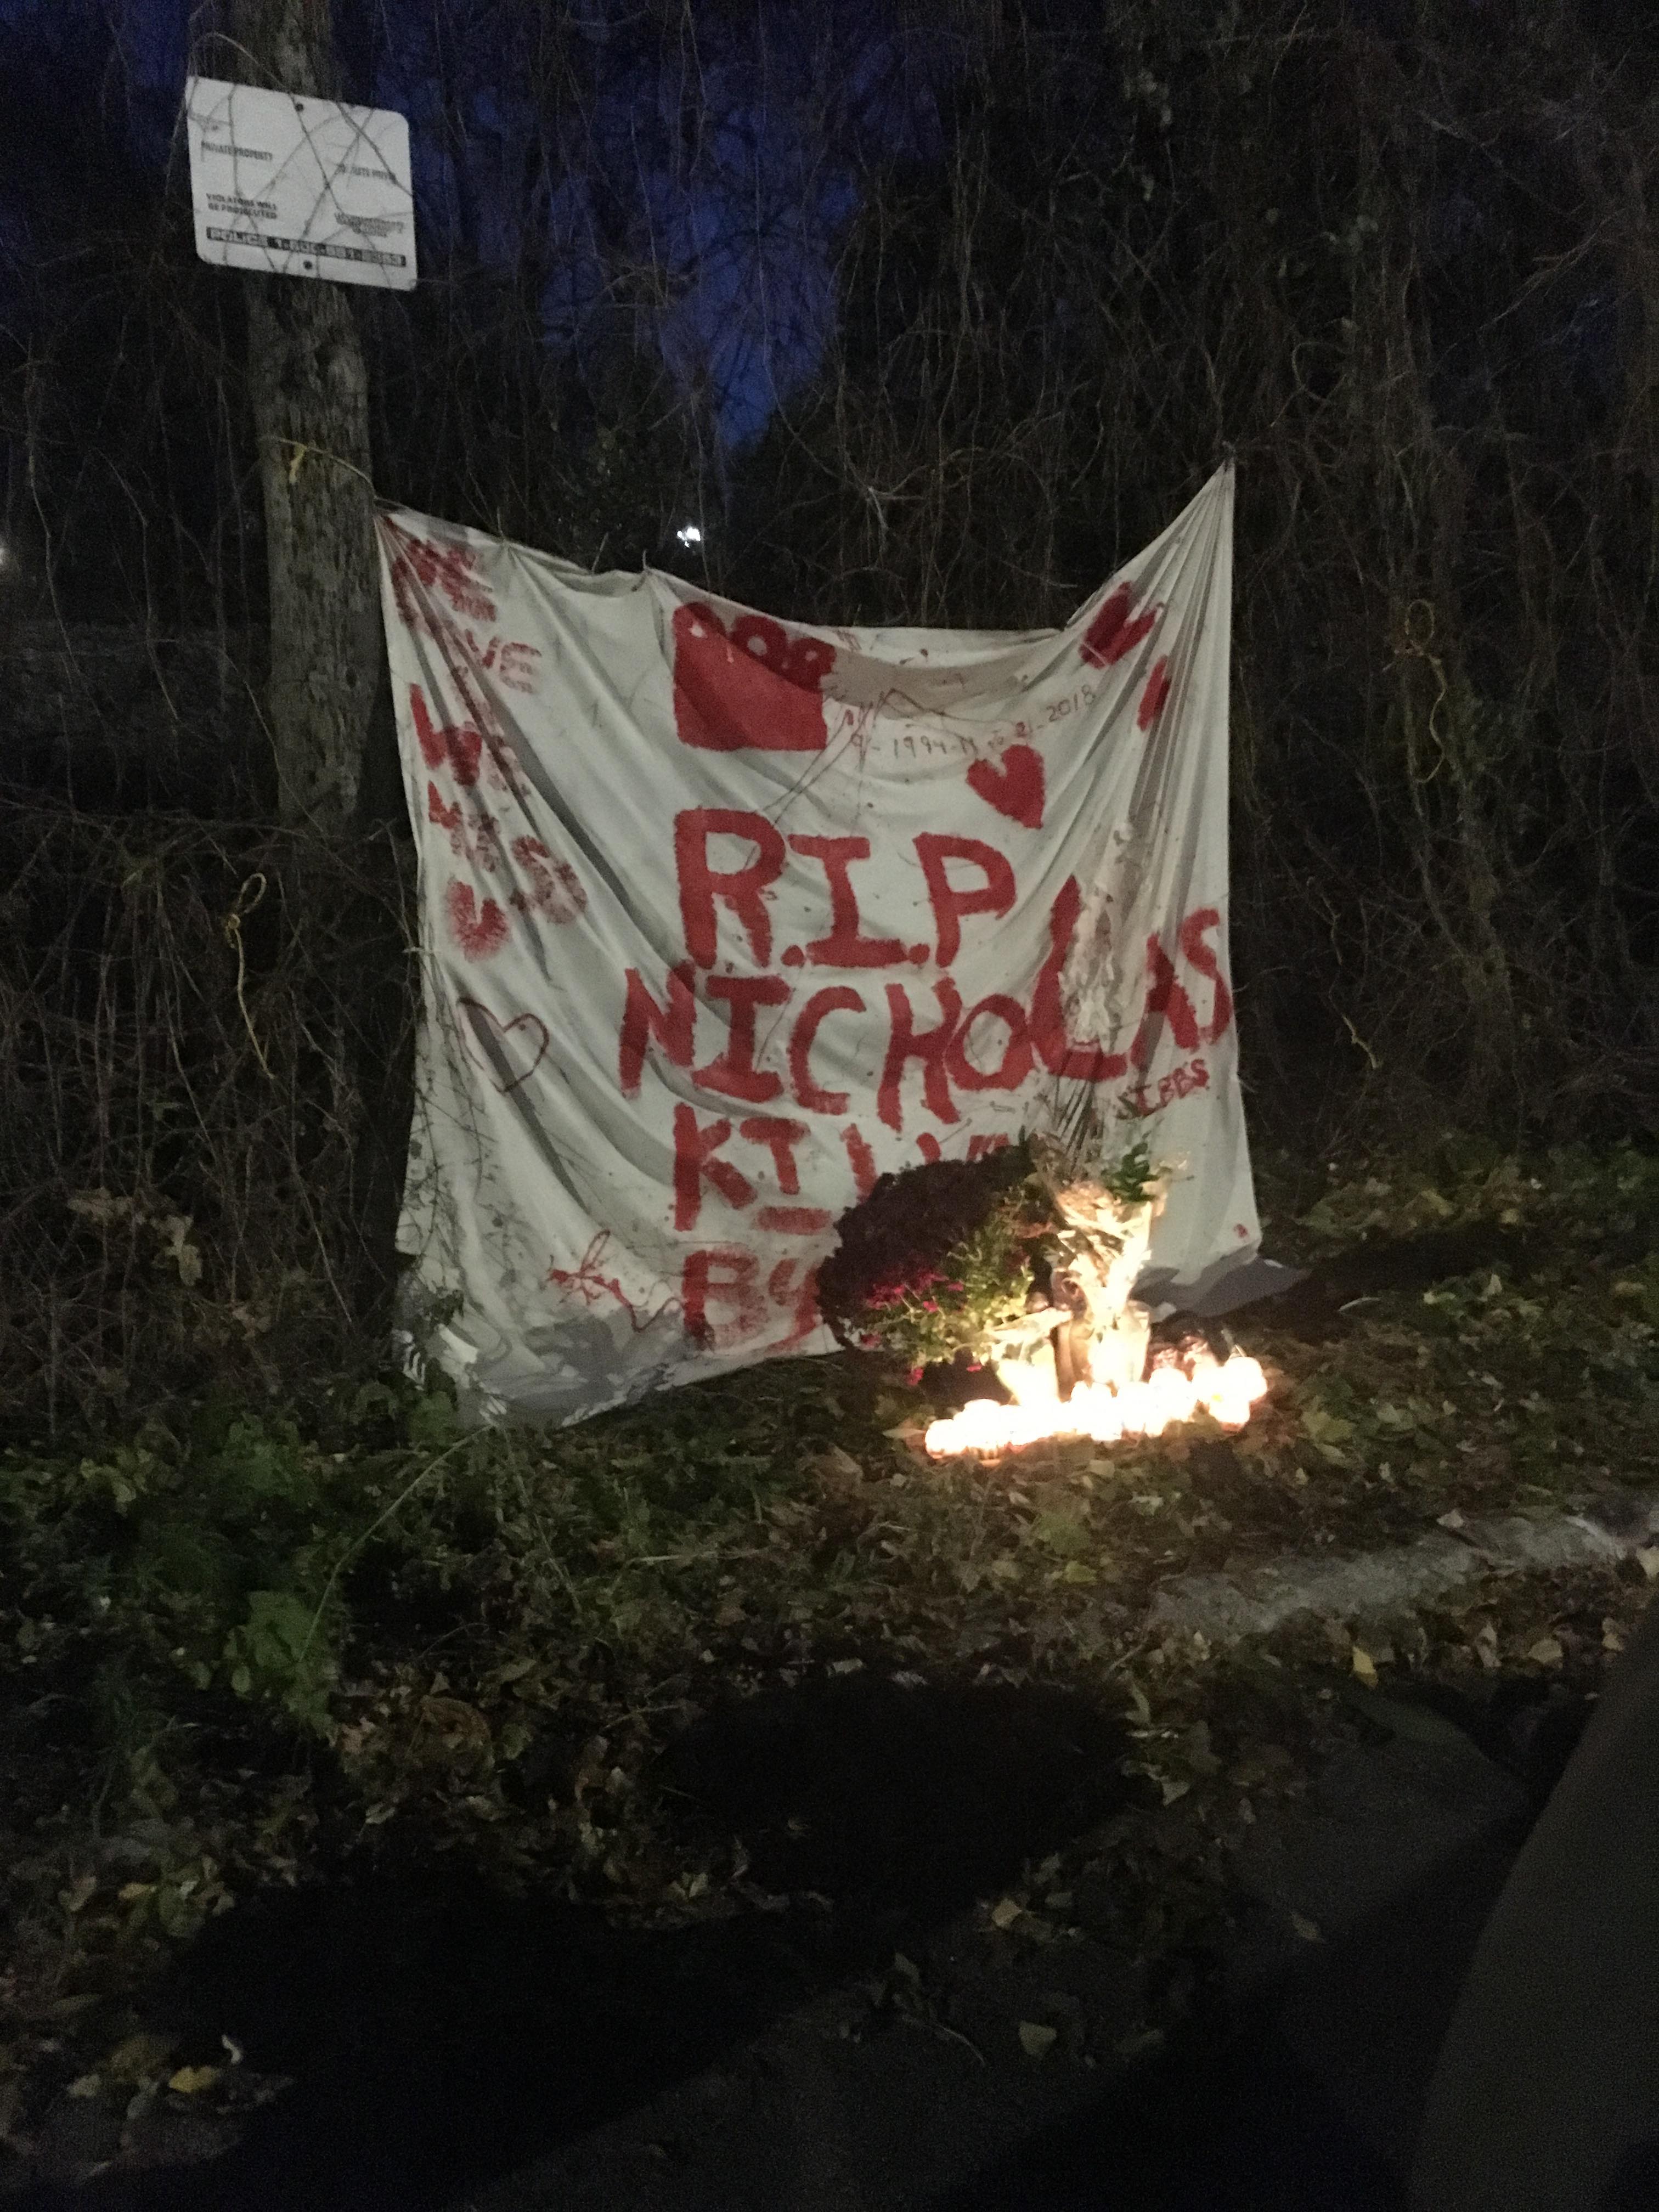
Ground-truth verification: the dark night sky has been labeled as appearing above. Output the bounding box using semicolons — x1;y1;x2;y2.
0;0;951;448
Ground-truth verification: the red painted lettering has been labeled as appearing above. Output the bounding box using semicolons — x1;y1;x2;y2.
675;809;788;968
681;1246;765;1347
765;1256;823;1348
878;978;964;1133
947;994;1034;1092
494;640;541;692
427;780;464;849
672;1105;755;1232
385;523;496;627
1130;933;1201;1070
410;684;483;787
1177;909;1233;1042
915;834;1017;966
789;986;866;1114
618;963;696;1097
738;1115;809;1193
445;881;510;961
695;974;789;1104
787;834;905;967
757;1206;834;1235
840;1123;878;1200
510;836;585;924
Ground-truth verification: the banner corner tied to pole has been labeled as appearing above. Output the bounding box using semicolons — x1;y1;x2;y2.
377;466;1259;1425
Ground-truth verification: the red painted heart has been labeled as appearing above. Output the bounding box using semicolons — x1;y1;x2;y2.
967;742;1045;829
457;998;550;1093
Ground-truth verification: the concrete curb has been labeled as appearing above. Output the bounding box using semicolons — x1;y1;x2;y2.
1147;1491;1659;1643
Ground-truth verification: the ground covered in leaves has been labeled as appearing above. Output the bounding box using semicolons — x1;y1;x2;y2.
4;1138;1659;2188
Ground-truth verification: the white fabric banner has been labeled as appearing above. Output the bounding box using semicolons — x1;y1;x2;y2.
379;465;1259;1423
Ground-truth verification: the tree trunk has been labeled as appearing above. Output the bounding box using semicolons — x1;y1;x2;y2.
225;1;413;1333
233;0;380;837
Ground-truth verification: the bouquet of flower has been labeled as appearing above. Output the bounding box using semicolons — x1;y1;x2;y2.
815;1143;1057;1373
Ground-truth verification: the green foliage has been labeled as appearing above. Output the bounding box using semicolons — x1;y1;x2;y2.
224;1589;337;1736
54;1389;457;1740
1099;1138;1159;1210
854;1200;1049;1373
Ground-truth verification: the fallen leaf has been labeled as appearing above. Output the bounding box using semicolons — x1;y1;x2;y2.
1032;1509;1091;1556
168;2066;222;2096
1526;1636;1564;1667
1637;1548;1659;1582
1351;1645;1379;1688
1018;2021;1058;2059
803;1444;864;1492
417;1695;492;1747
1437;1509;1466;1531
1603;1620;1627;1654
990;1897;1024;1929
107;2032;177;2084
1290;1912;1324;1943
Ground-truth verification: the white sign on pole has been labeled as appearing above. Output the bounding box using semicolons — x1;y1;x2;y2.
184;76;416;291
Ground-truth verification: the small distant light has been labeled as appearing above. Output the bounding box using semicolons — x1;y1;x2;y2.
676;523;704;548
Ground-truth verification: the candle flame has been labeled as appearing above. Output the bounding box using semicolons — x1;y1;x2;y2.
923;1347;1268;1459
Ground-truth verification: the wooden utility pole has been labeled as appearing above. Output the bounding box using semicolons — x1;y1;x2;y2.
232;0;381;836
220;1;410;1327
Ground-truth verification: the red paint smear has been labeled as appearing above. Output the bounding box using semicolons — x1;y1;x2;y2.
1081;584;1159;668
1080;583;1132;667
1137;656;1172;731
